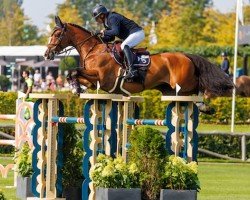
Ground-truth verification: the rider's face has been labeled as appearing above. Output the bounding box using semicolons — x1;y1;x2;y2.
96;14;104;24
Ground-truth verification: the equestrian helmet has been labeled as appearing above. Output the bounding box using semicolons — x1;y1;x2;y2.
92;5;108;18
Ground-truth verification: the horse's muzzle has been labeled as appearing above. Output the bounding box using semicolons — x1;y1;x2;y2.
44;48;55;60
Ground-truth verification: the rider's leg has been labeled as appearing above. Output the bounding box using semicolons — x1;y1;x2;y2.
121;30;145;80
123;45;137;79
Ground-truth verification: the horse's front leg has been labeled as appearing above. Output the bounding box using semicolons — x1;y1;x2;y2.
66;69;84;96
67;68;100;95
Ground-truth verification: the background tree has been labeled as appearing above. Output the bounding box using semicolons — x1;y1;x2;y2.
56;0;83;25
0;3;25;45
201;9;235;46
46;0;83;37
0;1;40;45
0;75;11;91
153;0;213;49
243;5;250;25
22;24;41;45
70;0;168;28
59;57;78;75
0;0;23;18
69;0;115;30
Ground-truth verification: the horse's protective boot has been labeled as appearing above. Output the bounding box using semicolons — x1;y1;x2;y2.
123;45;138;80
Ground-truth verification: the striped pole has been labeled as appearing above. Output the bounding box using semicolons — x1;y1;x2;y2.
127;119;166;126
51;116;85;124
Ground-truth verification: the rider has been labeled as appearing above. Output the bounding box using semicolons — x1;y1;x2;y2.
92;4;145;80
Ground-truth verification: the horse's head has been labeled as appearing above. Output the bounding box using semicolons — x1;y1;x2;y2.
44;16;70;60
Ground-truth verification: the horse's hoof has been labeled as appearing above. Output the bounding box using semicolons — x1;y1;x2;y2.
124;78;133;83
72;88;78;95
198;104;216;115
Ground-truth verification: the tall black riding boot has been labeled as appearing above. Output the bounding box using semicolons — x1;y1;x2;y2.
123;45;137;80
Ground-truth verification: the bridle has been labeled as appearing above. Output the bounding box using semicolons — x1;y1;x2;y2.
47;26;67;53
48;24;98;56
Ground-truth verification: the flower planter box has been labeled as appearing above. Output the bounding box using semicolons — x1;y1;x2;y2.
16;176;34;199
160;189;197;200
63;187;82;200
96;188;141;200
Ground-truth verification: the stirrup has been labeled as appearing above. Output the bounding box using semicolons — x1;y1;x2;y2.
124;70;137;80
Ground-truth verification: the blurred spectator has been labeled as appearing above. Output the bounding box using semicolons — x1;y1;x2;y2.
48;79;56;91
46;71;55;85
22;70;33;99
34;69;42;90
41;79;47;91
56;75;64;90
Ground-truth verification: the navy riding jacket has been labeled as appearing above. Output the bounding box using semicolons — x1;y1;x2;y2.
102;12;142;42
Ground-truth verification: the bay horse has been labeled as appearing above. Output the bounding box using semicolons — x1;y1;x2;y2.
44;16;234;112
235;75;250;97
204;75;250;98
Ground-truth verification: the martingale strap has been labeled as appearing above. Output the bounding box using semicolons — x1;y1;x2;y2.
108;68;131;96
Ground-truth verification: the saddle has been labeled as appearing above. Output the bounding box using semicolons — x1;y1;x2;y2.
110;41;151;69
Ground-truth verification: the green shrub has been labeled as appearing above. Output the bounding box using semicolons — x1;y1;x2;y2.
198;134;250;159
0;190;6;200
162;155;200;191
139;90;169;119
0;92;17;114
59;57;77;74
0;75;11;91
200;97;250;124
61;123;84;188
128;126;167;200
0;127;15;154
1;91;249;124
15;142;33;177
90;154;140;188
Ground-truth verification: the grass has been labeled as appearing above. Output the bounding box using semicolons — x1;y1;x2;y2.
151;123;250;133
197;123;250;133
1;119;249;199
1;119;250;133
1;156;250;200
198;162;250;200
0;157;17;200
0;119;15;126
75;123;250;134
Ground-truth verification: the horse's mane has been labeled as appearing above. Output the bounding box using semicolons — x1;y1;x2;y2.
67;23;102;43
67;23;92;35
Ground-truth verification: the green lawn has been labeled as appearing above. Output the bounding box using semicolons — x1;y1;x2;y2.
151;123;250;133
197;123;250;133
1;156;250;200
0;157;17;200
1;120;249;199
1;119;249;133
0;119;15;126
198;162;250;200
0;171;17;200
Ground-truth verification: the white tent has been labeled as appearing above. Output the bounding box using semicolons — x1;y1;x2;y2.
0;46;78;57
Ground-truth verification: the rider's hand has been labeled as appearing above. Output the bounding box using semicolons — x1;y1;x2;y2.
94;31;100;36
100;29;105;37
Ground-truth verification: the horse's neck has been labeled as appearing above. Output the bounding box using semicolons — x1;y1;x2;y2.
67;25;100;56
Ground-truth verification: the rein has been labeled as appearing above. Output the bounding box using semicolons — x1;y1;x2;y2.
57;34;96;55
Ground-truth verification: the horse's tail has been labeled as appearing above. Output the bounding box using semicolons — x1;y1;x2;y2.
185;53;234;96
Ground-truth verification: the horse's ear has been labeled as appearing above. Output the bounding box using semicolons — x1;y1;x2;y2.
55;16;64;28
